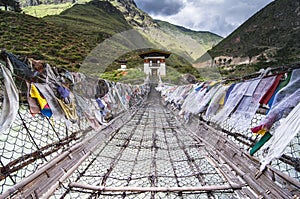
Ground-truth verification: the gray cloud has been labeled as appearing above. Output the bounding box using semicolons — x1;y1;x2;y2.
135;0;185;16
135;0;274;37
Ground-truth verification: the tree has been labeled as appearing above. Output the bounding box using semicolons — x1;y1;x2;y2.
29;0;40;6
0;0;22;12
0;0;9;10
12;0;22;12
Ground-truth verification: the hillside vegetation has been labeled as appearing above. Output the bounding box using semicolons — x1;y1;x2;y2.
19;0;299;80
0;1;138;71
154;20;222;63
1;1;145;72
44;1;132;44
22;2;73;17
2;0;222;81
20;0;90;7
0;10;90;69
208;0;300;65
102;0;222;63
22;0;222;65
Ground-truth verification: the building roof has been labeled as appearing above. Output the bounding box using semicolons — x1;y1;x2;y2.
139;50;171;59
117;60;128;63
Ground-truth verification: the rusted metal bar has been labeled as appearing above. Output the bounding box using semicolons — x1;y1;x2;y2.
280;155;300;172
0;159;15;184
45;116;63;143
0;149;71;199
267;166;300;190
215;150;274;199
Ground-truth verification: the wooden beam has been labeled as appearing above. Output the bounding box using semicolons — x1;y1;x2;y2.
69;182;243;192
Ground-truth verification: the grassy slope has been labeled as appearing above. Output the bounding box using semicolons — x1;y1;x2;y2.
132;20;223;65
22;3;73;17
20;0;91;7
94;0;223;67
43;1;155;76
44;1;131;38
0;10;91;70
0;1;134;72
155;20;222;51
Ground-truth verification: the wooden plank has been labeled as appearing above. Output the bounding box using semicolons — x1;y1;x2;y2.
241;187;259;198
187;119;294;199
69;182;243;192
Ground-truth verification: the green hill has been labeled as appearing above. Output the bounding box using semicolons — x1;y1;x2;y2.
101;0;222;63
154;20;222;63
207;0;300;65
22;0;222;65
2;0;222;81
44;1;132;44
0;1;145;72
0;10;90;69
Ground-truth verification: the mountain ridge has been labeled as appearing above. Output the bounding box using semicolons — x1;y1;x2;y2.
21;0;222;65
196;0;300;74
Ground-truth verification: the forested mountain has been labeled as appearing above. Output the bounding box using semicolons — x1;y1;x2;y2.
195;0;300;73
0;0;135;71
98;0;222;63
2;0;298;80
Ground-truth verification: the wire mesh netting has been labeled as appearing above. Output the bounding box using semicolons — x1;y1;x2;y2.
51;91;246;198
0;102;86;194
0;58;149;196
159;79;300;193
0;50;299;198
203;112;300;181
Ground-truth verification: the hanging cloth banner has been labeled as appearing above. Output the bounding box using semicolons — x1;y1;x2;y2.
30;83;53;118
227;76;276;131
259;102;300;171
205;85;229;118
0;63;19;135
57;98;78;122
259;74;283;105
27;82;40;115
212;81;251;123
266;72;292;111
197;84;222;114
251;69;300;132
35;83;66;120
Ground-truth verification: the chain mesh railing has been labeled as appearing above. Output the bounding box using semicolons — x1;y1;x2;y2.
0;70;91;194
1;50;299;198
161;79;300;191
0;54;149;195
51;90;246;198
201;112;300;181
0;104;86;194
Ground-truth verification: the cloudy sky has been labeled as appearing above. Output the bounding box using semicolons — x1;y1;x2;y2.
135;0;274;37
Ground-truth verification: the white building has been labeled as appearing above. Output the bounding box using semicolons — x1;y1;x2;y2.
117;60;127;71
139;50;171;77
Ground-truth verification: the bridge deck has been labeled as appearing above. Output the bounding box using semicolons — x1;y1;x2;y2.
3;88;298;199
54;89;243;198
